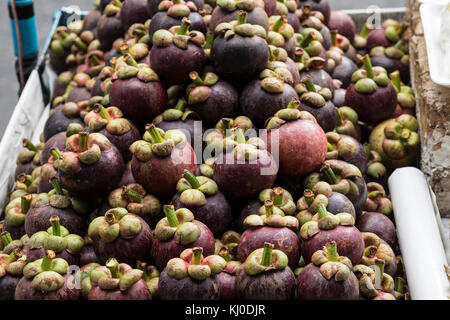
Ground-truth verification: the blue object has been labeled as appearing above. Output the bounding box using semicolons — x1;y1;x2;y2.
8;0;39;60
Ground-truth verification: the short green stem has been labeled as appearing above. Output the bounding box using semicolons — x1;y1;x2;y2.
18;174;32;187
190;71;203;86
318;204;328;219
96;105;111;120
163;205;179;228
261;242;274;267
191;247;203;265
373;259;385;290
336;109;343;126
362;55;375;79
74;38;88;52
104;211;116;225
390;71;401;93
78;132;89;152
137;261;150;282
394;277;405;293
304;189;315;206
184;170;201;189
326;241;338;262
177;17;191;35
360;23;371;38
175;98;187;111
23;139;38;152
50;177;64;195
50;148;61;160
271;16;284;32
146;124;165;143
264;200;274;217
124;54;139;68
394;39;405;51
237;10;247;25
321;165;339;184
89;54;102;66
287;98;300;109
42;251;55;271
273;188;283;206
364;245;378;258
330;29;338;47
302;78;316;92
106;258;120;278
50;216;61;237
301;32;315;48
204;32;214;50
1;232;13;246
21;194;32;214
234;128;246;145
125;189;142;203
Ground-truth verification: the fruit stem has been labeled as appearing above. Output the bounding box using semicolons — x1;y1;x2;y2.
125;189;142;203
50;148;61;160
221;118;232;131
1;232;13;246
271;16;284;32
175;98;187;111
326;241;338;262
184;170;201;189
74;38;88;52
287;98;300;109
146;124;165;143
318;204;328;219
330;29;338;47
42;250;55;271
390;71;401;93
78;131;89;152
237;11;247;25
17;174;32;187
360;23;371;38
204;32;214;50
261;242;274;267
394;39;405;51
234;128;246;145
189;71;203;86
264;200;274;217
362;55;375;79
163;205;179;227
21;194;32;214
321;165;339;184
50;177;64;196
219;247;231;262
302;78;316;92
50;216;61;237
23;139;38;152
373;258;385;290
336;109;343;126
191;247;203;265
364;245;378;258
96;105;111;120
106;258;120;278
303;189;315;206
124;54;139;68
395;277;405;293
273;188;283;206
104;211;116;225
137;261;149;281
6;250;20;264
177;17;191;35
301;32;315;48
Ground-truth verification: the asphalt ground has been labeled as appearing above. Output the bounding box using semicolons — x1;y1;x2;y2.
0;0;405;140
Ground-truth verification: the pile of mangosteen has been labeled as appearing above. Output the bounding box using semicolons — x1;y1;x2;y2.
0;0;416;300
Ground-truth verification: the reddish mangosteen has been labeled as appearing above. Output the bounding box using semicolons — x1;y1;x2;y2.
298;0;330;25
109;56;167;125
369;114;420;169
235;242;296;299
264;102;327;177
298;5;331;49
364;146;388;188
24;179;88;236
84;105;140;162
150;19;206;85
297;78;337;133
334;106;361;141
43;102;85;142
15;139;42;178
3;194;33;240
153;98;204;147
356;211;396;248
187;71;239;127
148;0;206;39
326;132;367;173
328;11;355;42
369;42;410;84
211;11;270;83
120;0;151;30
82;6;101;32
151;206;215;270
354;258;396;300
136;262;160;299
296;182;356;226
366;20;408;51
237;186;296;231
345;55;397;125
41;123;83;165
88;258;152;300
363;182;393;217
210;0;269;32
300;204;364;265
263;0;277;16
297;241;359;300
241;70;298;129
216;260;241;300
26;216;84;266
97;1;125;51
298;56;335;95
0;248;26;300
213;129;278;200
15;250;79;300
58;132;124;197
238;200;300;269
359;232;397;277
267;46;301;86
130;125;197;198
171;170;231;236
88;208;152;265
158;247;226;300
275;0;300;32
390;71;416;117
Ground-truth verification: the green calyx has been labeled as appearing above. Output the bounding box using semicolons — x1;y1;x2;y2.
364;182;393;216
137;124;187;158
352;55;389;92
214;12;267;39
243;242;288;276
265;97;318;130
310;242;353;281
258;187;296;216
326;132;358;163
187;71;219;104
5;194;32;227
95;258;144;292
154;205;201;244
88;208;142;243
176;170;219;206
296;184;331;226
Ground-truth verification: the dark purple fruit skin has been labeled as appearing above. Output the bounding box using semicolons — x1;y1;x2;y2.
328;10;356;42
2;219;25;240
327;192;356;219
380;238;398;277
158;270;220;300
238;227;300;270
119;164;136;186
287;13;300;33
82;9;101;31
89;279;152;300
0;275;21;300
79;245;101;266
171;191;232;236
100;0;124;13
210;6;269;33
213;151;277;200
59;145;124;198
49;51;68;75
300;69;335;96
43;108;84;142
344;82;397;125
120;0;150;31
15;162;37;179
211;35;270;82
286;58;301;85
235;266;296;300
150;44;206;85
92;215;152;265
366;28;393;51
15;274;79;300
151;220;215;270
148;12;206;39
301;226;364;265
99;123;140;162
298;0;331;25
217;271;236;300
190;80;239;127
299;100;337;133
91;78;107;97
55;250;79;266
25;205;85;236
38;172;59;194
131;143;198;198
297;263;359;300
241;79;299;129
370;55;410;84
263;0;277;17
109;78;168;125
237;200;261;232
332;88;346;107
331;56;358;88
156;119;204;147
66;87;91;103
22;246;46;263
97;15;124;51
41;131;67;165
356;212;396;248
334;134;367;173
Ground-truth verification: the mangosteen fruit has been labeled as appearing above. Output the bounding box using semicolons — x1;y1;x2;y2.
356;211;396;248
354;258;396;300
15;139;42;178
326;132;367;173
334;106;361;141
97;1;125;51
